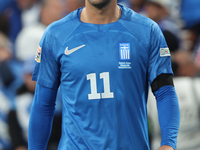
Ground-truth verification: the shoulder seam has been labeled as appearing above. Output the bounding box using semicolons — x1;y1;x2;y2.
118;20;150;51
121;11;153;28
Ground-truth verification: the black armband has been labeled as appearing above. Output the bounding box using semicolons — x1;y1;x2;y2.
151;74;174;92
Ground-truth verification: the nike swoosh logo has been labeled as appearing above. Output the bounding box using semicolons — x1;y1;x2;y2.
65;44;85;55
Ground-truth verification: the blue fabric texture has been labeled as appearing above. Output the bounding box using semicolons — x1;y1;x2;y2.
154;85;180;150
28;84;57;150
31;5;175;150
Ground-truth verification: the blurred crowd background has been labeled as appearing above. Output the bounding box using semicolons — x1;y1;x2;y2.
0;0;200;150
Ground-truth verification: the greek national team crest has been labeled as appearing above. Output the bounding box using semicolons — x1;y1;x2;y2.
119;43;131;60
35;45;41;63
118;43;132;69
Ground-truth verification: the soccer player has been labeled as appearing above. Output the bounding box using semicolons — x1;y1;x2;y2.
28;0;180;149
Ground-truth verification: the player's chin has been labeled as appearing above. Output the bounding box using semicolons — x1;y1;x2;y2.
88;0;111;9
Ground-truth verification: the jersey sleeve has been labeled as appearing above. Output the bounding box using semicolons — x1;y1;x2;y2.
32;27;60;89
148;23;173;85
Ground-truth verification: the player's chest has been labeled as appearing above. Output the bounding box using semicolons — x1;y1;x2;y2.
59;31;149;74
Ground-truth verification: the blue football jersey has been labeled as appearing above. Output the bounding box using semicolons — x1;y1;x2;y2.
32;5;173;150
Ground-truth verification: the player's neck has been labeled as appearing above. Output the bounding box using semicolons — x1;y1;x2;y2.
81;1;121;24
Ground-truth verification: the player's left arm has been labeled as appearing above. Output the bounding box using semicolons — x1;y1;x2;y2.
159;145;174;150
151;74;180;150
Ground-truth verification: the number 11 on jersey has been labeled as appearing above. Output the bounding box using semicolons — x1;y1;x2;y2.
87;72;114;100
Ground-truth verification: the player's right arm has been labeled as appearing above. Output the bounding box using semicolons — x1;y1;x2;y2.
28;83;57;150
28;27;60;150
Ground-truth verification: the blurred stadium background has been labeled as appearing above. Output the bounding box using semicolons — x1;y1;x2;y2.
0;0;200;149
